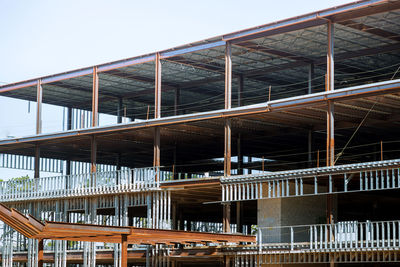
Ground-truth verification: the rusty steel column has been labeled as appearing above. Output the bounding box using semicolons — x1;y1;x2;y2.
237;134;243;175
36;79;43;134
92;66;99;127
223;203;231;233
121;234;128;267
155;53;162;119
326;20;335;249
326;20;335;168
35;79;43;179
91;136;97;174
66;107;72;176
38;239;44;267
34;145;40;178
153;53;162;179
154;128;161;168
224;42;232;177
236;202;243;233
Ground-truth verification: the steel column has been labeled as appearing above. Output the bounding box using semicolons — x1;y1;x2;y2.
224;119;231;176
225;42;232;110
121;234;128;267
326;21;335;240
117;97;123;123
308;129;313;167
34;145;40;178
174;87;180;116
36;79;42;135
327;21;334;92
38;239;44;267
91;136;97;173
223;203;231;233
238;74;243;107
237;133;243;175
92;67;99;127
155;52;162;119
154;127;161;168
224;42;232;177
308;63;314;94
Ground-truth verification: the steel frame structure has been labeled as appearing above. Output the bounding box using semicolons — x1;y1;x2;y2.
1;0;400;266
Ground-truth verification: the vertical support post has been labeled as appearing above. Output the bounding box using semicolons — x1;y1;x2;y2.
154;128;161;178
225;42;232;110
327;21;334;92
92;66;99;127
91;136;97;174
224;42;232;177
308;63;314;94
237;75;243;107
237;134;243;175
155;53;162;119
66;107;72;176
34;145;40;178
223;203;231;233
117;97;123;123
224;119;231;176
121;234;128;267
308;129;313;168
36;79;43;135
174;87;180;116
325;22;335;258
236;202;243;233
38;239;44;267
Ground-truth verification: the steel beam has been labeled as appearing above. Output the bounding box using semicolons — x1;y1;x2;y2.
0;79;398;147
92;67;99;127
155;53;162;119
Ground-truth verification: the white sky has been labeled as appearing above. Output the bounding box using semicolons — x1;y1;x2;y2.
0;0;352;179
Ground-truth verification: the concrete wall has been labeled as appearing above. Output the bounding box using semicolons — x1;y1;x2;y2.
258;182;337;243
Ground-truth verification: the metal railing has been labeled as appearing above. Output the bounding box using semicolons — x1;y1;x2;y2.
0;167;158;201
257;220;400;251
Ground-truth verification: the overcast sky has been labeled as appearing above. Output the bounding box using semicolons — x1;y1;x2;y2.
0;0;352;179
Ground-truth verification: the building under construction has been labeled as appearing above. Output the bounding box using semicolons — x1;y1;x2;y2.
1;0;400;266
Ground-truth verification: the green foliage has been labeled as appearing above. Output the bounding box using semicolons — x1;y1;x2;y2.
6;175;33;192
